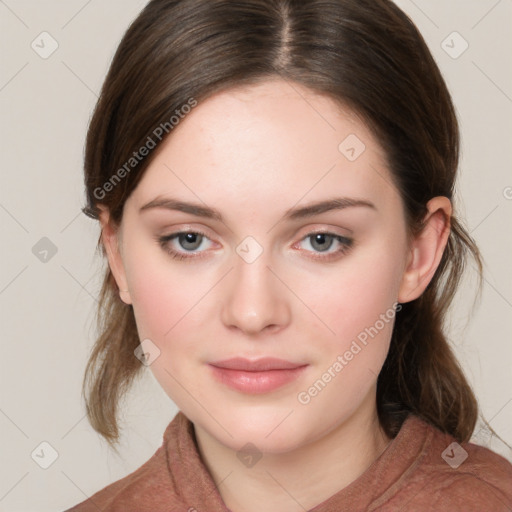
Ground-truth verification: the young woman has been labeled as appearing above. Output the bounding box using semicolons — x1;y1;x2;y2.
67;0;512;510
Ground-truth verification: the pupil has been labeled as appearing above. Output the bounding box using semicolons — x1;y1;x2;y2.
312;234;332;252
180;233;201;250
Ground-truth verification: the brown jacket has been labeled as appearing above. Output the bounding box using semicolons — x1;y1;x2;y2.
65;412;512;511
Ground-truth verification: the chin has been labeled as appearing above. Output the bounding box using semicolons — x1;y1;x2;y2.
209;409;313;453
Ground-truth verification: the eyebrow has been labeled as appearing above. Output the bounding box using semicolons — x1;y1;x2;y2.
139;196;377;221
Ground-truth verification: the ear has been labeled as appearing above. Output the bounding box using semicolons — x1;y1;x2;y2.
98;206;132;305
398;196;452;304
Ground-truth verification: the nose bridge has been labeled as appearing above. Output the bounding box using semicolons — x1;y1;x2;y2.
220;243;290;334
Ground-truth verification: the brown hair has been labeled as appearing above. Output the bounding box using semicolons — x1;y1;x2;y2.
82;0;483;448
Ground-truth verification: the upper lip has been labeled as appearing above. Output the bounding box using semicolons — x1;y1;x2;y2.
209;357;306;372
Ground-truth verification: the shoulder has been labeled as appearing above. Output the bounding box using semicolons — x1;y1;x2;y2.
63;446;169;511
388;416;512;511
64;416;191;512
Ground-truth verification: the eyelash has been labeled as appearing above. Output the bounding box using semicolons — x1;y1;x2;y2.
156;230;354;262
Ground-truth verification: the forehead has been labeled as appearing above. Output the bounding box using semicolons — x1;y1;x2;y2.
128;79;400;219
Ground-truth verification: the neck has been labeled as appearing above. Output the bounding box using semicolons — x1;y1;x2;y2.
193;388;391;512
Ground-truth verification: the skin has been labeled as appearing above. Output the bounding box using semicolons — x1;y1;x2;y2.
99;79;452;512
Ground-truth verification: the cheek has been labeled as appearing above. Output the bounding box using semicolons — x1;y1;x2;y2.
130;274;179;339
290;237;404;404
294;260;401;413
123;240;201;339
125;250;207;404
299;243;404;342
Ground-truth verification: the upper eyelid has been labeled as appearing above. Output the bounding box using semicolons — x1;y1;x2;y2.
162;223;352;240
298;227;352;239
293;232;352;249
163;228;351;238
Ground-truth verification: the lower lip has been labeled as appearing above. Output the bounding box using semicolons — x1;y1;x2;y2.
208;365;308;394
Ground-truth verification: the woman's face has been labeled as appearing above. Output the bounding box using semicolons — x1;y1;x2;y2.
106;79;416;453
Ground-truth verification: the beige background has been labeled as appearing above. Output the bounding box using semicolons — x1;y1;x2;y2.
0;1;511;510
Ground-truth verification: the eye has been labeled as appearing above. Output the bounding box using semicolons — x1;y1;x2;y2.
294;232;354;261
157;230;213;260
156;230;354;262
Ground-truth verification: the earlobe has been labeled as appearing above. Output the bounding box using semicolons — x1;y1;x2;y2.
98;206;132;305
398;197;452;304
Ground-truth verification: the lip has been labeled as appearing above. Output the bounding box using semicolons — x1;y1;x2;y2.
208;357;308;394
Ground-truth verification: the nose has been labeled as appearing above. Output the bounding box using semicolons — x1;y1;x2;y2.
220;251;291;336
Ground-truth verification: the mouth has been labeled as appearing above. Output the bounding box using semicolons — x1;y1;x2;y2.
208;357;308;394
